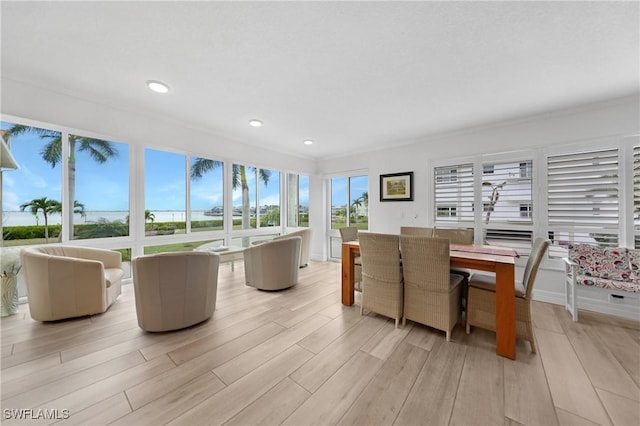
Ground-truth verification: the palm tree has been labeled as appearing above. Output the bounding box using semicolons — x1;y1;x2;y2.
3;125;119;238
191;159;270;232
145;210;155;223
19;197;59;242
350;198;362;223
51;200;86;217
483;181;507;224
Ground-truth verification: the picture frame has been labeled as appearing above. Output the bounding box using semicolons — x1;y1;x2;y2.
380;171;413;202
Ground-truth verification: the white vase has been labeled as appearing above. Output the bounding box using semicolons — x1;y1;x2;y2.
1;276;19;316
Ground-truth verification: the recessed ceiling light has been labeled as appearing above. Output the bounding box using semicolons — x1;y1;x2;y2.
303;140;313;145
146;80;170;94
249;119;263;127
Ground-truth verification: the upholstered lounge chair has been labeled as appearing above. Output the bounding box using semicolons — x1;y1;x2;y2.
244;236;301;290
21;245;123;321
132;251;220;332
274;228;311;267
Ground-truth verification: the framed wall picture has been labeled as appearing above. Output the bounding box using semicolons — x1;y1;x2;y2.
380;171;413;201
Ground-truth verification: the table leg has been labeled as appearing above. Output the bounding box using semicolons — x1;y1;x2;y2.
495;262;516;359
341;244;355;306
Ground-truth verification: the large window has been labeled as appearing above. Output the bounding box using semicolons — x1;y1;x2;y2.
70;134;129;240
232;163;277;231
259;168;280;227
190;156;224;232
144;149;186;237
547;148;619;250
331;175;369;230
330;174;368;259
1;122;63;245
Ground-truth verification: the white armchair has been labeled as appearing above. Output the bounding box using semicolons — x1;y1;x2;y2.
244;236;301;290
20;245;123;321
274;229;311;267
132;251;220;332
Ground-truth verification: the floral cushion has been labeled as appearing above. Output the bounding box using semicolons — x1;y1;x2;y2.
627;249;640;283
568;244;629;281
574;274;640;293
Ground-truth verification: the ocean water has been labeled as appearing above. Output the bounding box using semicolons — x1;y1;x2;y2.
1;211;223;227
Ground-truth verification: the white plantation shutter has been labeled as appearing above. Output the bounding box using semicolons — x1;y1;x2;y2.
434;164;474;225
547;148;619;250
482;160;533;250
634;146;640;248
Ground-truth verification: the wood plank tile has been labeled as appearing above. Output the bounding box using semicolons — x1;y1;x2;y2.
555;407;600;426
167;310;286;365
0;352;60;383
338;341;429;425
395;338;465;426
168;345;314;425
531;300;565;333
360;320;412;360
55;392;132;426
225;377;311;425
557;311;640;402
125;321;285;410
138;304;273;360
2;337;158;399
289;315;387;393
596;387;640;426
504;350;558;425
449;330;504;426
536;328;612;425
44;354;175;415
403;322;441;351
2;351;145;409
283;350;384;425
113;372;226;425
271;290;340;329
213;314;330;384
589;321;640;389
297;308;364;355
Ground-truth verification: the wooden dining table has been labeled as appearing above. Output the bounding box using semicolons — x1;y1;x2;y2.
341;240;517;359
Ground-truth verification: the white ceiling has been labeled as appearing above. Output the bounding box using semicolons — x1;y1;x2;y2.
1;1;638;160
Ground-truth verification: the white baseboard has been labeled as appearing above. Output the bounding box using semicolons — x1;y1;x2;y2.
534;288;640;322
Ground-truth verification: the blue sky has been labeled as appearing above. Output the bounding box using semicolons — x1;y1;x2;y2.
1;121;308;213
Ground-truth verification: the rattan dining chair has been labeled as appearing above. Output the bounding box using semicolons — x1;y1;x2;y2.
400;235;464;341
400;226;434;237
465;237;550;353
340;226;363;292
433;227;474;244
433;227;474;308
359;232;404;327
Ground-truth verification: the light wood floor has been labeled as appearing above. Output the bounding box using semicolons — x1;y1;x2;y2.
2;261;639;426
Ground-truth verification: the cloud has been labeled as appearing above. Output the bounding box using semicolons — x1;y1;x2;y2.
1;190;21;211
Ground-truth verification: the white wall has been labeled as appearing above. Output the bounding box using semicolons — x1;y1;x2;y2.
1;78;317;175
319;95;639;234
317;95;640;321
